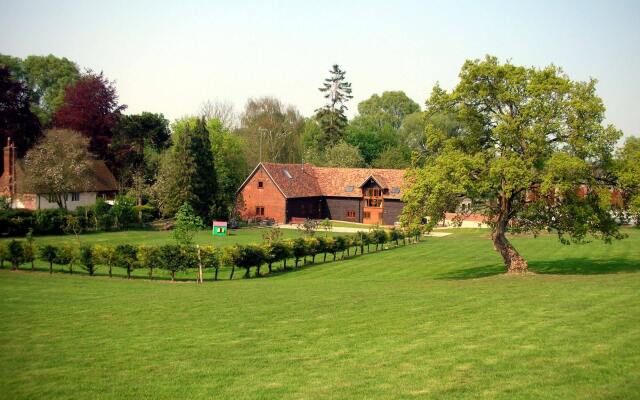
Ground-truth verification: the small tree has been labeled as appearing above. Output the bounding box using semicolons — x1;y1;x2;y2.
223;246;241;280
23;229;36;270
199;246;220;280
235;244;265;278
389;227;401;246
292;237;307;268
375;229;389;251
7;240;24;270
138;245;162;280
305;237;321;264
324;237;337;261
79;245;96;276
172;202;203;245
262;227;283;244
316;236;329;262
94;245;116;278
114;244;137;279
158;244;193;281
56;243;78;274
263;241;292;273
333;236;348;259
38;244;58;274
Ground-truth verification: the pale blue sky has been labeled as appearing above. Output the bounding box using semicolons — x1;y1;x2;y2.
1;0;638;139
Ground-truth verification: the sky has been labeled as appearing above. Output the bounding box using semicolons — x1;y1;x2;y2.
1;0;639;140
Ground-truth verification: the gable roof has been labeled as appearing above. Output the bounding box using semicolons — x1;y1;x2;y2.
240;163;407;200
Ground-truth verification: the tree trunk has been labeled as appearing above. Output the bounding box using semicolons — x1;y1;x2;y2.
69;262;73;274
31;261;34;271
214;267;219;281
244;267;250;278
49;261;53;274
171;270;175;281
108;264;112;278
149;267;153;280
295;258;299;268
256;265;261;276
268;262;272;273
283;259;287;270
333;253;336;261
492;228;529;273
127;267;131;279
229;266;235;280
323;253;327;262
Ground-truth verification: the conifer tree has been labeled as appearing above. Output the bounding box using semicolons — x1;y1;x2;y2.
314;64;353;147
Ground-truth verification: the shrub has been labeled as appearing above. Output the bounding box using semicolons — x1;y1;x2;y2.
263;240;292;272
222;246;241;280
333;236;348;259
94;245;117;277
320;218;333;235
304;237;321;264
158;244;186;281
93;198;113;230
23;229;36;270
56;243;78;274
111;196;137;229
34;209;67;235
375;229;389;250
79;245;96;276
235;244;265;278
296;218;318;236
138;245;162;279
0;242;8;268
132;204;157;224
389;227;401;246
38;244;58;274
115;244;138;279
7;239;24;270
0;209;36;236
291;237;307;268
199;246;220;280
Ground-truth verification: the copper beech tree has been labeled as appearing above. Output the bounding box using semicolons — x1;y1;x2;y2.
401;56;624;273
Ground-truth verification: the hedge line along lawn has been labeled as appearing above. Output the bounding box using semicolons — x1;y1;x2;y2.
0;228;639;399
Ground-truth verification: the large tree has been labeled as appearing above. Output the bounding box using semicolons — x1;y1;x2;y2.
401;56;623;273
23;129;93;209
0;54;80;127
154;118;217;219
0;66;41;163
314;64;353;147
236;97;304;166
357;91;420;130
53;71;126;160
615;136;640;225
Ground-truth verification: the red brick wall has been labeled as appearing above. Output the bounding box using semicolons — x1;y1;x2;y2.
237;167;287;223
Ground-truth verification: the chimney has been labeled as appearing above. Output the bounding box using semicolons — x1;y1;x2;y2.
3;137;15;195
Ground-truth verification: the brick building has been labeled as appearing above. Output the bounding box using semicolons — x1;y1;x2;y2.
236;162;407;225
0;138;118;211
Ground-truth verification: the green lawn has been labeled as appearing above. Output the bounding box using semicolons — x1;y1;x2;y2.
0;228;639;399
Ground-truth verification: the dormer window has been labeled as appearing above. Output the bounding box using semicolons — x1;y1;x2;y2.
257;181;264;189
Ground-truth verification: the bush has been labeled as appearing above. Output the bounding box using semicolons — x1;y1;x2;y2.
115;244;138;279
138;245;162;279
158;244;195;281
7;239;24;270
173;203;203;245
235;244;265;278
111;196;137;229
263;240;292;272
222;246;241;280
23;229;36;270
38;244;58;274
304;237;321;264
291;237;307;268
0;242;8;268
199;246;220;280
79;245;96;275
334;236;348;259
0;209;35;236
34;209;68;235
56;243;78;274
94;245;117;278
93;198;113;230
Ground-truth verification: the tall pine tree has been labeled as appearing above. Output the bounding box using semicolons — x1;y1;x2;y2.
154;118;217;220
314;64;353;147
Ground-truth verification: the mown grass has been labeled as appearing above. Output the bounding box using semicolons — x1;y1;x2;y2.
0;228;639;399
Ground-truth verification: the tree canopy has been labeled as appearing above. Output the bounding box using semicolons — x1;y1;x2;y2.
401;56;624;273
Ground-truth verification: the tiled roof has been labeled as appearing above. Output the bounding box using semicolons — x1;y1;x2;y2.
258;163;406;199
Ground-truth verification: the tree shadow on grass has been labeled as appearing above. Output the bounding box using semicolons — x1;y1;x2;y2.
436;258;640;280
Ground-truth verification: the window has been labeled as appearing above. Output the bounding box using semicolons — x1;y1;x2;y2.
344;185;354;192
390;187;400;194
283;169;293;179
364;187;383;207
363;211;371;219
346;210;356;218
71;192;80;202
257;180;264;189
256;206;265;216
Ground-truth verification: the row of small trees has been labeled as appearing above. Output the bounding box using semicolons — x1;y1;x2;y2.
0;227;423;281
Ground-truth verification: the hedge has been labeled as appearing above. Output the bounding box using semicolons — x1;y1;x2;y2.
1;227;425;282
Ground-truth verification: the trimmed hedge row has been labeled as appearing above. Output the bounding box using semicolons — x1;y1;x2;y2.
0;197;157;237
0;227;423;281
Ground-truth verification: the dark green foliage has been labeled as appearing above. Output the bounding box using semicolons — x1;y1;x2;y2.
314;65;353;147
55;244;77;274
111;196;137;230
199;246;220;280
172;202;203;245
234;244;265;278
304;237;321;264
114;244;137;279
7;239;24;270
38;244;58;274
157;244;197;281
23;229;36;270
79;245;95;275
291;238;307;268
333;236;348;259
263;241;292;272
